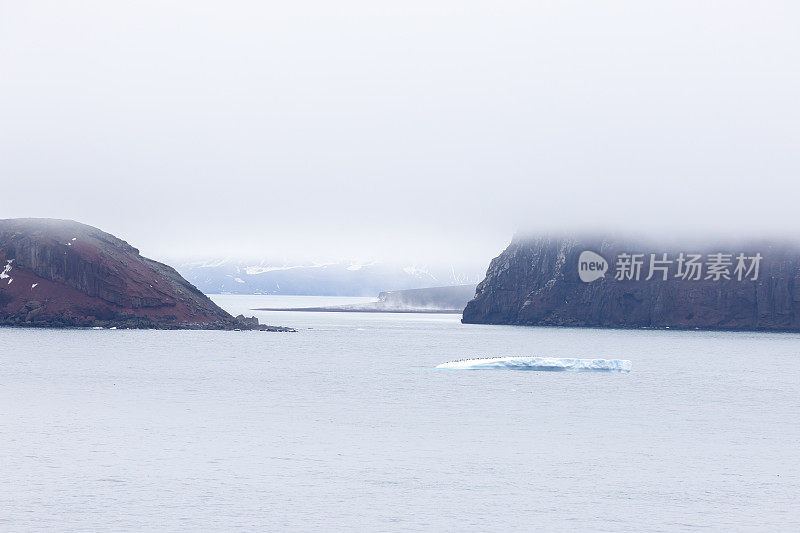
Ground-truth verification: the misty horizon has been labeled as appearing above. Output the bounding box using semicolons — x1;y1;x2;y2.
3;1;799;266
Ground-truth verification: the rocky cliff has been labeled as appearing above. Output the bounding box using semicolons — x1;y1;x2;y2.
462;235;800;331
0;218;291;330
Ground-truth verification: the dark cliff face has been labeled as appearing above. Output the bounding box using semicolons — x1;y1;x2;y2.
0;218;284;329
462;235;800;331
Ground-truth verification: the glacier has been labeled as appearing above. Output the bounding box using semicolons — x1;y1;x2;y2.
436;357;632;372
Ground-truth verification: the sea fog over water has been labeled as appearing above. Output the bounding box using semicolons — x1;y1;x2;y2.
2;295;799;531
5;2;800;267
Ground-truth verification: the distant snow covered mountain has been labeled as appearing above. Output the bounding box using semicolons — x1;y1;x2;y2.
174;259;483;296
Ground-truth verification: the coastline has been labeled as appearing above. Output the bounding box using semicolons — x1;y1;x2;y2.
252;306;462;314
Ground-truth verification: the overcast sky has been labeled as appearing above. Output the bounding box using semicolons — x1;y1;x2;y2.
1;1;798;267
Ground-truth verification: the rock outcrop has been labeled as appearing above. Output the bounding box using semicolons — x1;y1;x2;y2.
375;285;477;311
0;218;292;330
253;284;477;313
462;235;800;331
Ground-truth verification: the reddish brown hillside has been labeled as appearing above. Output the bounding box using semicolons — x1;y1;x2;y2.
0;218;288;330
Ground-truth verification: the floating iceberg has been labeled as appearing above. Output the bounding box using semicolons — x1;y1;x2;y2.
436;357;631;372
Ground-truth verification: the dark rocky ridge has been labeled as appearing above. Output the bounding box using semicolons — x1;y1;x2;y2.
376;285;476;311
253;284;476;313
0;218;292;330
462;235;800;331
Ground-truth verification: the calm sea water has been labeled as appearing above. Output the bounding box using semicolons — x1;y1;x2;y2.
2;295;799;531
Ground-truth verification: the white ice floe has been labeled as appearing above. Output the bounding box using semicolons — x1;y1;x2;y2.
436;357;632;372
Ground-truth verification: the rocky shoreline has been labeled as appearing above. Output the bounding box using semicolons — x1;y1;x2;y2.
0;312;295;331
252;306;462;314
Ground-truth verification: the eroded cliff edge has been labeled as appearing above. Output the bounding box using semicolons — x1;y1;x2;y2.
462;235;800;331
0;218;292;330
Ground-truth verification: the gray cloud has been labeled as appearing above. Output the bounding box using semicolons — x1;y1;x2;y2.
2;1;798;267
